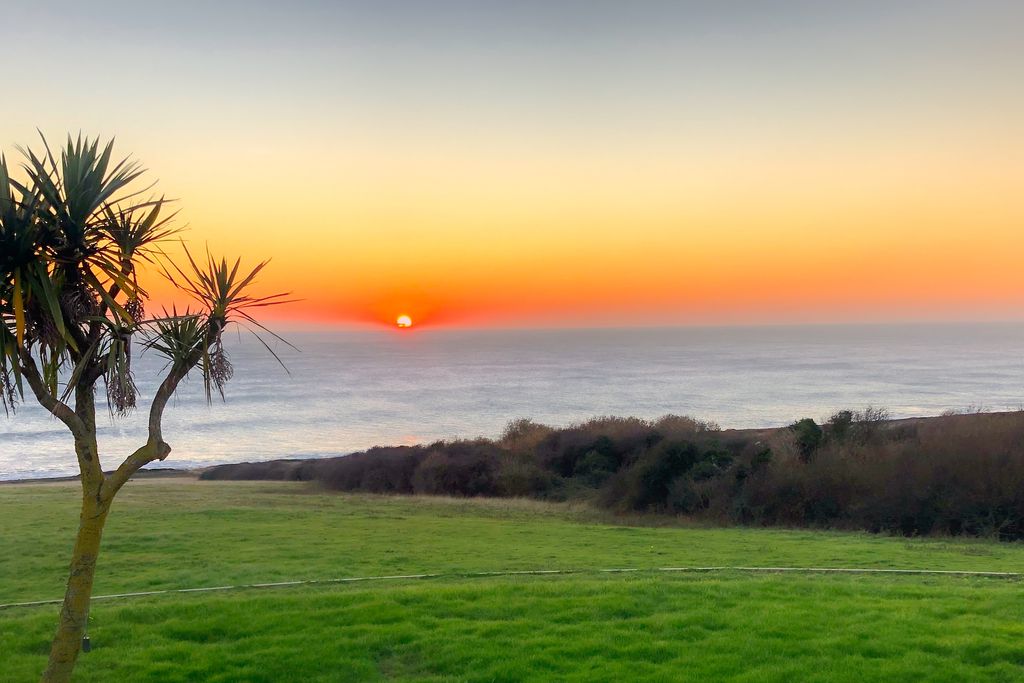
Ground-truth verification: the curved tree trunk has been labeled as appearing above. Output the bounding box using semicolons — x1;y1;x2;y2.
41;480;109;683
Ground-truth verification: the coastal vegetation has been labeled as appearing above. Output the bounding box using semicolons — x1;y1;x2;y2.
0;135;286;681
2;481;1023;681
205;409;1024;540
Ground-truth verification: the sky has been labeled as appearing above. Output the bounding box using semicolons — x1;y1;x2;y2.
2;1;1022;328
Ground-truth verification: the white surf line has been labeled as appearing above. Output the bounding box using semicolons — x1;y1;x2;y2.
1;565;1019;610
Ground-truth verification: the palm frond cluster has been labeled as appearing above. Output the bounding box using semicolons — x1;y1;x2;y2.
0;133;286;415
162;249;293;401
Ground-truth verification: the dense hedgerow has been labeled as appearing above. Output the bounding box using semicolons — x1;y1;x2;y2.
201;410;1024;539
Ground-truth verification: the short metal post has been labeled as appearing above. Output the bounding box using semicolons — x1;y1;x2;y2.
82;604;92;652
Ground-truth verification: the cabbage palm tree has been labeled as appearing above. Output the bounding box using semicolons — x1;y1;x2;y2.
0;134;290;682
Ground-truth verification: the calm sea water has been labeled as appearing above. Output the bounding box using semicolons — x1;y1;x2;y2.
2;323;1023;481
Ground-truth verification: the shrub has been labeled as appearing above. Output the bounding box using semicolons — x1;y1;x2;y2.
411;440;501;497
572;444;619;486
198;409;1024;540
624;441;702;511
500;418;554;452
317;446;423;493
789;418;823;462
655;414;721;437
666;477;705;514
538;417;663;475
827;410;854;442
496;455;556;497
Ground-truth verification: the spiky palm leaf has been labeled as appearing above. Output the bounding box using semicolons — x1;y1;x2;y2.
4;132;290;415
160;245;295;391
142;308;207;370
156;247;294;401
16;134;159;332
3;134;180;411
0;153;51;409
162;245;293;321
141;307;230;403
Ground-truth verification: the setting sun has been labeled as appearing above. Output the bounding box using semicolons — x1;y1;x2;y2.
5;3;1024;681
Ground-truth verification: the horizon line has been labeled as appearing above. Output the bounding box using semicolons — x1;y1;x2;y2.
256;316;1024;334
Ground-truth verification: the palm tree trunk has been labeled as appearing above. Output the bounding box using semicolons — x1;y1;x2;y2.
41;481;109;683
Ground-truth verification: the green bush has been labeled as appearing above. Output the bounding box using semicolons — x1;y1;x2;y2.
666;477;705;513
789;418;823;462
573;448;618;486
496;455;555;497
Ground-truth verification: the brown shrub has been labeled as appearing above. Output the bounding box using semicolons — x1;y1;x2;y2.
411;440;502;497
202;409;1024;539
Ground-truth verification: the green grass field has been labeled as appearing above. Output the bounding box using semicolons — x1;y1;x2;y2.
2;479;1024;681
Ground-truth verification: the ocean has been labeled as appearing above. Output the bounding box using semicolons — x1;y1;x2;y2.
2;322;1023;481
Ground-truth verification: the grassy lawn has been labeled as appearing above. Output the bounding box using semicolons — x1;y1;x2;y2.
2;479;1024;681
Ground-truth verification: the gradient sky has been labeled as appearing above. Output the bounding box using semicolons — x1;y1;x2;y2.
3;1;1022;327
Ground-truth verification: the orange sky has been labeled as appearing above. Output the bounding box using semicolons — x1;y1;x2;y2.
140;126;1024;328
4;2;1024;329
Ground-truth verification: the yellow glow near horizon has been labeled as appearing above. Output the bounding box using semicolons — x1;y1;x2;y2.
5;3;1023;328
120;121;1024;329
396;315;413;328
